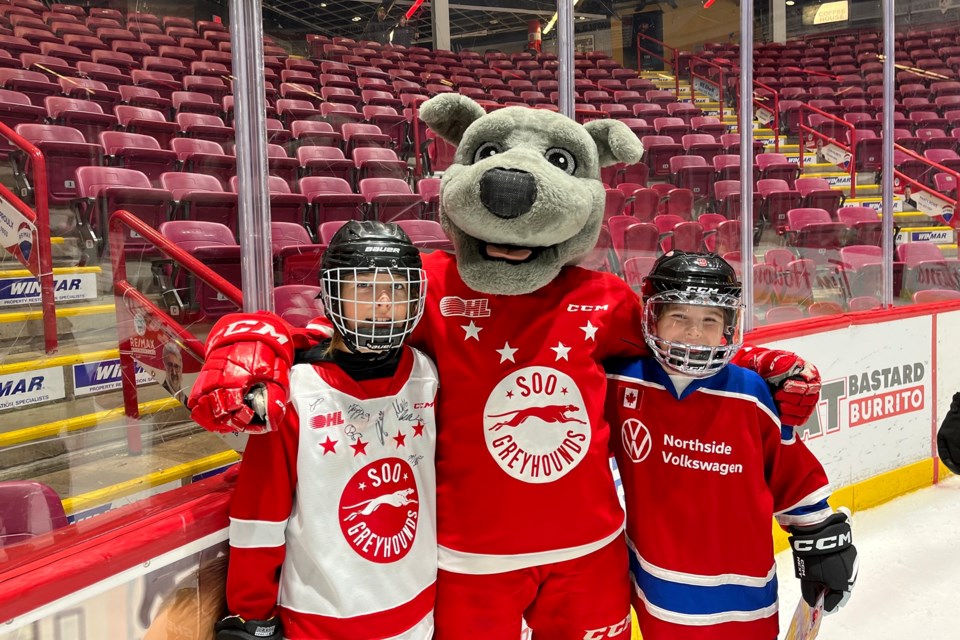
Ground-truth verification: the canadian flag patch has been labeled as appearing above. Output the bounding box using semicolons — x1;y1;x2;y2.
622;386;638;409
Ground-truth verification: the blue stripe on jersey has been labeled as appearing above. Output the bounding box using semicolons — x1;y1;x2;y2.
783;498;831;517
781;424;795;441
606;356;779;417
629;547;778;617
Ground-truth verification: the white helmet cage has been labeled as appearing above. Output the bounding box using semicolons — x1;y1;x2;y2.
642;289;744;378
321;266;427;352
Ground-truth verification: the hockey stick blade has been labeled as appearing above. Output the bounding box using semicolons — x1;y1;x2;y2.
784;590;825;640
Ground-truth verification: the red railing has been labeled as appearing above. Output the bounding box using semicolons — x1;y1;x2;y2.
752;79;780;153
891;144;960;227
636;32;680;96
688;56;725;120
0;121;56;353
109;209;242;454
797;103;858;198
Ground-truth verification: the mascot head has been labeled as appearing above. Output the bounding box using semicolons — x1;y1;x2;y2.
420;94;645;295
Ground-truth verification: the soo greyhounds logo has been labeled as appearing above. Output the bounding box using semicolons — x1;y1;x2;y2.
621;418;652;463
339;459;420;563
483;366;590;484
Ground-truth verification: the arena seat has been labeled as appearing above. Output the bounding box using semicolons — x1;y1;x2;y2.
641;134;683;177
74;166;173;258
158;219;241;320
266;143;300;192
360;177;423;222
758;179;802;233
297;145;355;182
785;208;847;264
837;206;882;246
416;177;441;221
290;119;343;148
270;222;326;286
100;131;178;187
228;175;307;226
115;105;178;147
353;147;408;184
176;112;234;145
274;284;325;327
396;219;453;251
795;177;845;218
0;67;58;106
0;88;45;155
669;155;714;202
0;481;67;548
161;171;239;236
14;123;103;205
342;122;391;156
171;138;236;186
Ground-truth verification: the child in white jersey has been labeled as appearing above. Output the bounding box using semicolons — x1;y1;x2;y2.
214;221;439;640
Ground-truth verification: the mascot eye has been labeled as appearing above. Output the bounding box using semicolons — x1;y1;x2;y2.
473;142;501;163
545;148;576;175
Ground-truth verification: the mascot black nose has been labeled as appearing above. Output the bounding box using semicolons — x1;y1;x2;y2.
479;168;537;219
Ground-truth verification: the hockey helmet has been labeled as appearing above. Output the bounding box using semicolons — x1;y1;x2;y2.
640;251;743;377
320;220;427;352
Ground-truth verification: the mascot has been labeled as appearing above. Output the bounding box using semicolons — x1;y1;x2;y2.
189;94;822;640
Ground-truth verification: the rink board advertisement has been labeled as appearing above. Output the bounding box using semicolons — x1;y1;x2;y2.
760;315;935;489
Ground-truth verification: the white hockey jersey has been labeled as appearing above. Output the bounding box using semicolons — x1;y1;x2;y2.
225;346;439;640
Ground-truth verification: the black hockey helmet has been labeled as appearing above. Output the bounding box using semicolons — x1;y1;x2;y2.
640;251;743;377
320;220;427;352
641;250;741;302
321;220;423;272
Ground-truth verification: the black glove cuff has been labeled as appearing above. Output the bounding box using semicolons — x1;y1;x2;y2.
788;512;853;557
215;614;283;640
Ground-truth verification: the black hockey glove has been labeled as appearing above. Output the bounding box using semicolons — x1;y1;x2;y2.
937;392;960;475
788;511;858;614
215;614;283;640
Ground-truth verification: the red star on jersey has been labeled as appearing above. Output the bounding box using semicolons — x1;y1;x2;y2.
412;421;425;437
320;436;337;455
393;430;407;448
350;437;368;456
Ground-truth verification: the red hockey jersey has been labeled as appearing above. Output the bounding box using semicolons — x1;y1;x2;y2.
226;346;439;640
411;250;644;574
605;357;832;640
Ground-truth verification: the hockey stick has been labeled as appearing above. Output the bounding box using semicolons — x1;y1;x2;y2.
783;589;825;640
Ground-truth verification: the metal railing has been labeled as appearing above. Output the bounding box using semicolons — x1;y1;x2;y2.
797;103;858;198
891;144;960;228
636;32;680;96
0;121;57;353
109;209;242;455
688;56;726;120
752;79;780;153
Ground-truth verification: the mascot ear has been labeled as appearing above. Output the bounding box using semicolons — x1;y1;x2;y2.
420;94;487;146
583;119;645;168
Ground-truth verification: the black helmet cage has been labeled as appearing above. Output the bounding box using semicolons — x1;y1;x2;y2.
319;221;427;352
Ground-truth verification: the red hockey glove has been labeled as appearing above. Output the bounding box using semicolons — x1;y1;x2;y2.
734;346;821;425
188;313;294;434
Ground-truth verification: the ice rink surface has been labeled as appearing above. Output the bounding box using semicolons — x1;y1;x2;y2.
775;473;960;639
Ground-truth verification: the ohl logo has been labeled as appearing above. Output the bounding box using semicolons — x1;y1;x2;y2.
311;411;344;429
339;459;420;563
621;418;652;463
483;366;590;484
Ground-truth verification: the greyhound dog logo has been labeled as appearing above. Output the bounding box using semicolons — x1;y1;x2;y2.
483;366;590;484
487;405;586;431
339;458;421;563
342;489;418;521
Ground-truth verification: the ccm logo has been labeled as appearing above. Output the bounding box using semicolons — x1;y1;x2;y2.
567;304;609;312
685;286;719;294
582;614;631;639
794;532;852;552
414;401;435;409
219;319;290;345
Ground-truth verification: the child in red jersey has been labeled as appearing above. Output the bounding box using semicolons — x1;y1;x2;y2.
605;251;858;640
